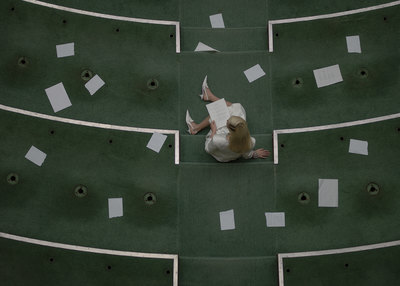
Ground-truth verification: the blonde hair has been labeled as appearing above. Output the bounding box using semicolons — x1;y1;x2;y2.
227;116;252;153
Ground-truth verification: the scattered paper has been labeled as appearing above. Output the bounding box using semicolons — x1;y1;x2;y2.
45;82;72;113
210;13;225;28
219;209;235;230
313;64;343;88
318;179;338;207
195;42;219;52
108;198;123;218
25;146;47;166
244;64;266;83
206;99;230;129
146;133;167;153
265;212;285;227
349;139;368;155
56;43;75;58
346;35;361;53
85;74;105;95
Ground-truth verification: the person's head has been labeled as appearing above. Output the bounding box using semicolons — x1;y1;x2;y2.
227;116;252;153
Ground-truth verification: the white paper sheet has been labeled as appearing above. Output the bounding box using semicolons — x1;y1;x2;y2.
108;198;123;218
209;13;225;28
25;146;47;166
349;139;368;155
313;64;343;88
146;133;167;153
243;64;266;83
265;212;285;227
195;42;219;52
56;43;75;58
45;82;72;113
346;35;361;53
206;99;230;129
85;74;105;95
318;179;338;207
219;209;235;230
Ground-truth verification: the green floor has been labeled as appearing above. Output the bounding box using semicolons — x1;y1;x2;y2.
1;0;399;285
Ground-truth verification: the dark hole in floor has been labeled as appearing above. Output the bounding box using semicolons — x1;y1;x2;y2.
107;266;111;270
361;71;366;75
21;60;26;65
345;263;349;267
109;140;113;144
170;34;174;38
10;176;16;181
78;189;83;194
63;20;67;24
11;7;15;11
148;196;153;201
384;17;387;21
301;195;306;200
286;269;290;273
275;33;279;37
340;137;344;141
166;270;171;274
281;144;284;148
169;144;172;148
295;80;300;85
50;258;54;262
116;28;120;32
50;130;55;135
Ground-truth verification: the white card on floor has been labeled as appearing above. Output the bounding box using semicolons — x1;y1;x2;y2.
349;139;368;155
244;64;266;83
85;74;105;95
146;133;167;153
25;146;47;166
195;42;219;52
206;98;230;129
346;35;361;53
265;212;285;227
108;198;123;218
45;82;72;113
318;179;338;207
313;64;343;88
220;209;235;230
209;13;225;28
56;42;75;58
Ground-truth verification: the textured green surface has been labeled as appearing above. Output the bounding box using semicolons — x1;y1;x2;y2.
1;0;178;129
0;238;174;286
271;7;400;129
276;119;400;252
283;246;400;285
0;110;178;253
1;0;400;285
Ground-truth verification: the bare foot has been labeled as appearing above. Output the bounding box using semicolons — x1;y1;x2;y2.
189;122;200;135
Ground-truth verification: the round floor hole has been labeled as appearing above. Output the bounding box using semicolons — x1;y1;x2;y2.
7;173;19;185
366;182;380;196
170;34;174;38
383;17;387;21
340;136;344;141
358;68;368;78
107;265;112;270
62;19;67;24
18;56;28;67
144;193;156;205
286;268;290;273
275;33;279;37
169;144;172;148
81;69;93;81
50;130;55;135
345;263;349;267
292;78;303;87
147;79;159;90
280;144;284;148
49;258;54;262
74;185;88;198
166;270;171;275
116;28;120;32
298;192;310;204
109;139;113;144
11;7;15;11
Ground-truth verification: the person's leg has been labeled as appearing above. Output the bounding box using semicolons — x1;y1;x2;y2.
189;116;211;135
204;87;232;106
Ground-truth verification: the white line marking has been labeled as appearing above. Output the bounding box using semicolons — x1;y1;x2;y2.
22;0;181;53
278;240;400;286
268;1;400;52
273;113;400;164
0;232;178;286
0;103;180;164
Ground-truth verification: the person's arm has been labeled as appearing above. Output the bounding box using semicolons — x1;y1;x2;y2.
242;137;270;159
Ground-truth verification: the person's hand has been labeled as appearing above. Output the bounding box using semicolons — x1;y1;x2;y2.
253;148;270;159
210;120;217;136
